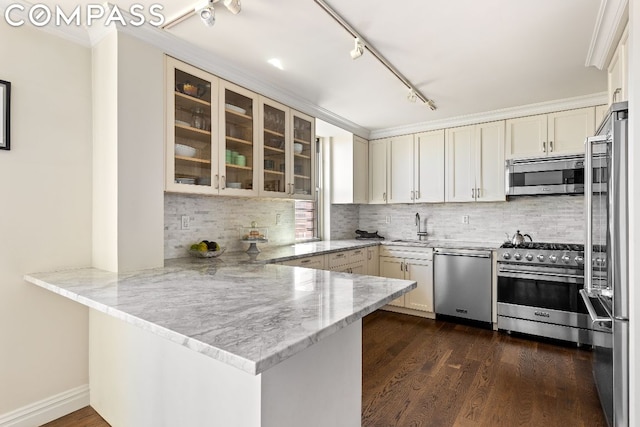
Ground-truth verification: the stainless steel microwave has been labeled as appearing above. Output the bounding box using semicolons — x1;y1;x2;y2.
506;154;606;197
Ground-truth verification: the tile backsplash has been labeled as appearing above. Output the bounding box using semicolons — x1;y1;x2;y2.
165;194;295;259
355;195;587;244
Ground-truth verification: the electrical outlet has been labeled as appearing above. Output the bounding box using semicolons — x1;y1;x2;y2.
385;215;391;224
276;213;281;225
462;215;469;224
181;215;190;230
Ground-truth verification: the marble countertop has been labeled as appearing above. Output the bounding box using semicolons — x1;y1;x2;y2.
25;258;415;375
380;239;502;251
220;239;381;264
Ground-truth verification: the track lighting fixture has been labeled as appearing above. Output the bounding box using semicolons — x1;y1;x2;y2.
223;0;241;15
350;38;364;60
163;0;241;30
198;1;215;27
313;0;437;110
407;88;417;103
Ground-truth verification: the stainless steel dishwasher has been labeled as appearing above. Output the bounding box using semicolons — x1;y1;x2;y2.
433;248;492;323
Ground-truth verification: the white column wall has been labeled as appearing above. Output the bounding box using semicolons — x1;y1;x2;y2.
92;30;164;272
0;24;92;417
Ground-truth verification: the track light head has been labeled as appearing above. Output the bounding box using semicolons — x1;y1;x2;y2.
223;0;241;14
350;38;364;60
198;1;215;26
407;88;417;103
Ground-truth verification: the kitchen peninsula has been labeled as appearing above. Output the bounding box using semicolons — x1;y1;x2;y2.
25;257;415;427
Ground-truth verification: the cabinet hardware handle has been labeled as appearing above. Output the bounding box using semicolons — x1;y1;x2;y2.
383;192;386;202
411;190;415;200
476;187;480;199
301;259;311;264
214;174;219;189
471;188;475;199
549;140;553;152
354;250;362;255
542;141;546;152
221;175;226;189
368;251;372;260
404;263;409;272
400;262;404;271
336;253;345;258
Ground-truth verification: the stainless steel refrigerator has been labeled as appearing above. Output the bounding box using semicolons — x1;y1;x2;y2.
581;101;628;427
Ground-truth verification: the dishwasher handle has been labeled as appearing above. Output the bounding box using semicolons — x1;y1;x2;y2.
434;250;491;259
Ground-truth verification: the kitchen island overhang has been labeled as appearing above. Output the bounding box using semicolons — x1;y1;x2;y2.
25;258;416;426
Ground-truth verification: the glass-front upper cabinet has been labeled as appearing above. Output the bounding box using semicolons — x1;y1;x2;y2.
291;111;315;200
166;57;219;194
261;98;290;197
219;81;259;196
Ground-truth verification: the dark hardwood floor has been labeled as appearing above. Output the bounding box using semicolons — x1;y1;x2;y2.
43;310;606;426
362;310;607;427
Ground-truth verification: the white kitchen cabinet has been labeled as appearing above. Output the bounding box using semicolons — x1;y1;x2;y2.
414;130;445;203
505;107;595;159
166;57;220;194
331;135;368;204
379;246;434;313
219;80;260;196
328;248;366;274
366;245;379;276
446;121;505;203
281;254;326;270
608;24;628;106
368;138;388;204
388;134;415;203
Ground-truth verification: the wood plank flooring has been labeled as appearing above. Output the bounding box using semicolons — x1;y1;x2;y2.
42;310;606;427
362;311;607;427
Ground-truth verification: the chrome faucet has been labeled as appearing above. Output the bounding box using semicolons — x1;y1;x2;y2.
416;213;428;240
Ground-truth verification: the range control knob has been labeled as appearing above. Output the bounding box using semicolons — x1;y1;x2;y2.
502;252;511;260
525;253;534;261
595;258;605;267
575;255;584;265
537;254;545;262
561;255;571;264
514;253;522;261
549;254;558;263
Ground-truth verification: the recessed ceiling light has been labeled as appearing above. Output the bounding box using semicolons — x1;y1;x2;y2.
268;58;284;70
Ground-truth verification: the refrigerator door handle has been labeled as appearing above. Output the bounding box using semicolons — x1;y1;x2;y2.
584;135;609;295
579;289;612;325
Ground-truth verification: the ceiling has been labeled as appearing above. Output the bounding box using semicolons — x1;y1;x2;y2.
12;0;607;134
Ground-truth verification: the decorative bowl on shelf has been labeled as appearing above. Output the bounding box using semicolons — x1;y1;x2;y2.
227;182;242;189
189;247;226;258
294;143;303;154
225;104;247;115
175;143;197;157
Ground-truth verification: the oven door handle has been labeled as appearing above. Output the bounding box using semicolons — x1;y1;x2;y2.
579;289;612;325
498;268;583;281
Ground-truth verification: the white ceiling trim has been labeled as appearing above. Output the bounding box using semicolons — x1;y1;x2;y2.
585;0;629;70
369;92;608;140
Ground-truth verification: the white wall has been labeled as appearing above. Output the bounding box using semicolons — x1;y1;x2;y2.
0;23;92;417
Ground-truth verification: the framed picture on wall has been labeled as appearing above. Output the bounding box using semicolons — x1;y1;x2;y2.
1;80;10;150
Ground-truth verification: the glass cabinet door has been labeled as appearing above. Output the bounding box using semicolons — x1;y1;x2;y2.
167;58;218;193
220;82;258;195
292;111;315;199
261;99;290;196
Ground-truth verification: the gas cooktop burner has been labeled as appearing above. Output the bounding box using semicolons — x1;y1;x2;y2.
500;242;584;251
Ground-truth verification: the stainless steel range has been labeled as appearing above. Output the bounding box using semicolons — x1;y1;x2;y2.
497;241;611;346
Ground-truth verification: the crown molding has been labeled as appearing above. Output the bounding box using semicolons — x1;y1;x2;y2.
368;92;608;140
585;0;629;70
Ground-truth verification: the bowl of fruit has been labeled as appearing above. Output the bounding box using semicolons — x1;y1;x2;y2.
189;240;225;258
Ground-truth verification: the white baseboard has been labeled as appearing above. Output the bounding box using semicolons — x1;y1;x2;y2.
0;384;90;427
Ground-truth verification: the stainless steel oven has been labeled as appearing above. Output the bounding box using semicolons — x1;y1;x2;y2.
497;242;611;346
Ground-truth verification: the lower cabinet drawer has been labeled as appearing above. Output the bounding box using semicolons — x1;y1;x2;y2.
282;255;326;269
328;251;350;268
